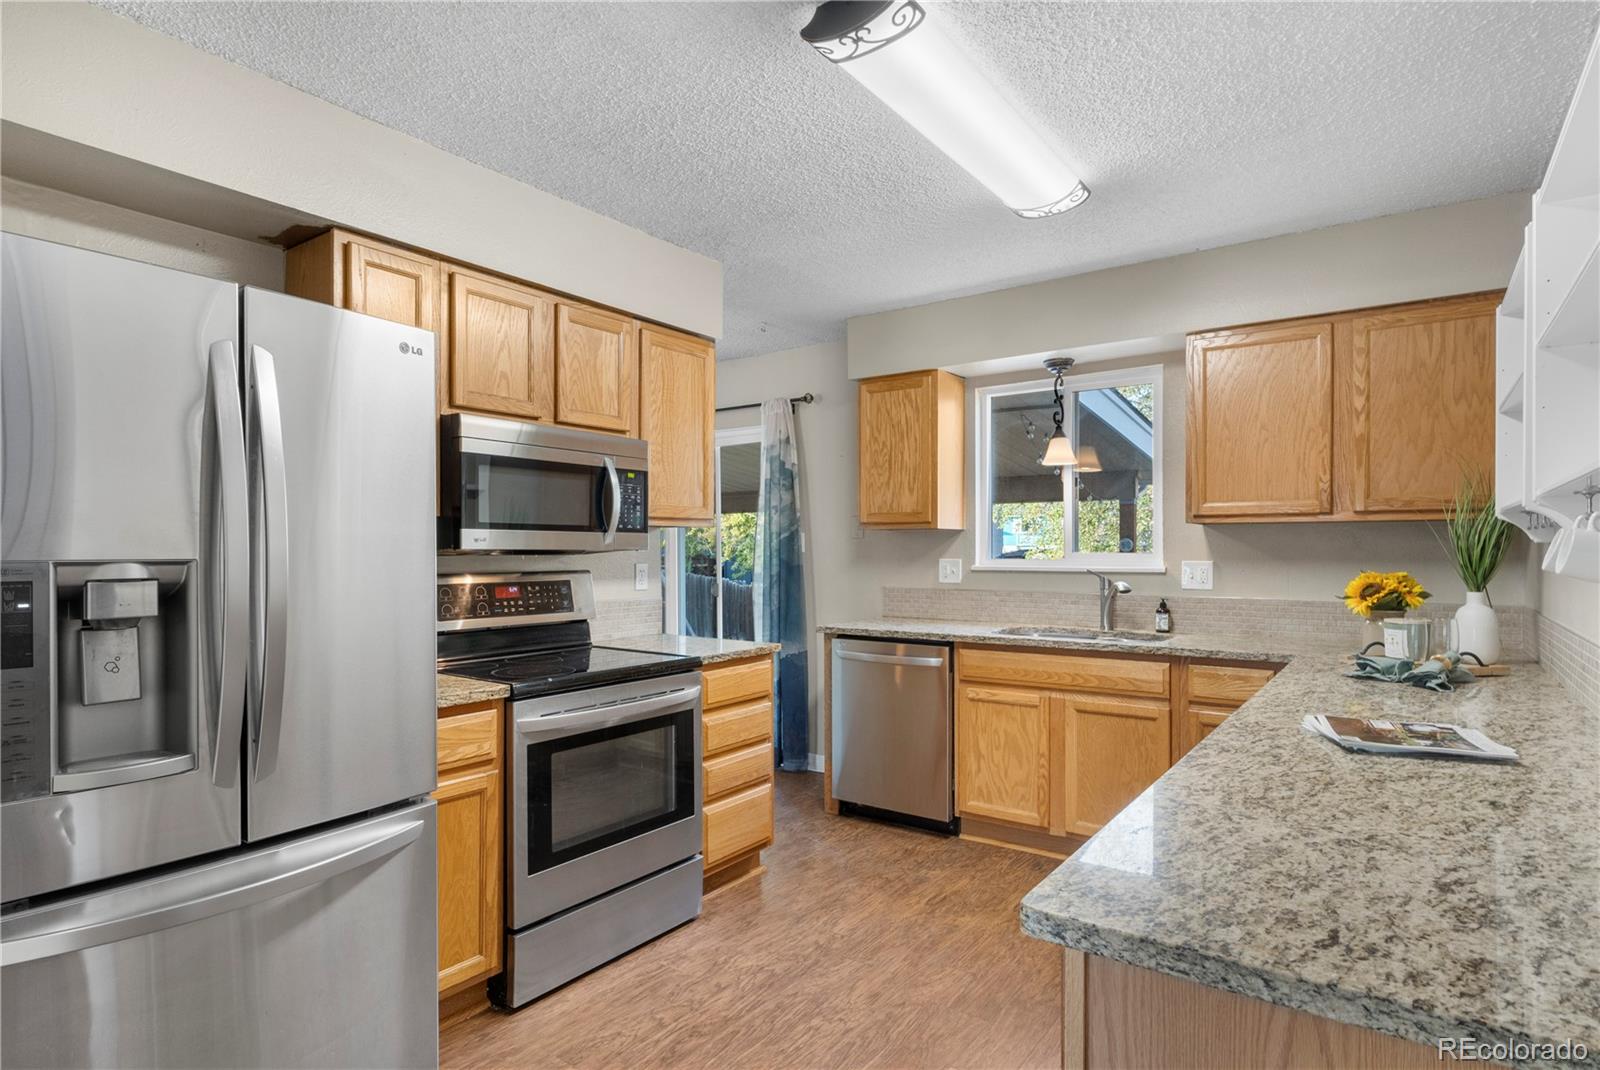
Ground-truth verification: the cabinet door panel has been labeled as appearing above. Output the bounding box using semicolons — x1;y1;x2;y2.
704;782;774;871
1349;299;1496;513
1064;693;1168;837
344;239;438;331
639;326;715;524
433;768;502;992
1187;324;1333;518
859;373;936;525
449;270;554;420
555;303;637;433
955;684;1051;828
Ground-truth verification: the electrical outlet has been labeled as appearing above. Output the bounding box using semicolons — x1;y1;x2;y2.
634;563;649;591
938;559;962;584
1181;560;1214;590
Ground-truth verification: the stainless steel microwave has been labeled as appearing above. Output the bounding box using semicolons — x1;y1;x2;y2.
439;414;648;553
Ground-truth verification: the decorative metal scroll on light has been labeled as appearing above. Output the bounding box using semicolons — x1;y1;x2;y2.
807;0;926;62
1013;181;1092;219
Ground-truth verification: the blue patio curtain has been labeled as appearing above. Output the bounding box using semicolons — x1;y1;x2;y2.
755;399;809;771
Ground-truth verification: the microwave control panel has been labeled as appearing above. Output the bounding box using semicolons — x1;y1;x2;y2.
616;469;647;533
438;578;575;624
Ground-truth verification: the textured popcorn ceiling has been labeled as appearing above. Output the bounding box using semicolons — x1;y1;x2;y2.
100;1;1598;358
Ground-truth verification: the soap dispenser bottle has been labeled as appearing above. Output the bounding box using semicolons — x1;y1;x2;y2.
1155;598;1172;633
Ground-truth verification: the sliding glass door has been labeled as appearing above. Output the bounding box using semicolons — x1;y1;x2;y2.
664;428;761;639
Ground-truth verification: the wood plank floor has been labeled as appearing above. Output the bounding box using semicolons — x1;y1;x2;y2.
441;772;1063;1070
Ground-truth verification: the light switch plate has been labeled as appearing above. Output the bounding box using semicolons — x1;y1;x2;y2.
1181;560;1214;590
938;559;962;584
634;563;649;591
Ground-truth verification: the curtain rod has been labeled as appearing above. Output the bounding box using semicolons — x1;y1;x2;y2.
715;393;815;413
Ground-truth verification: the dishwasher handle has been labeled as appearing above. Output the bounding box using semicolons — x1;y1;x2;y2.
835;649;947;668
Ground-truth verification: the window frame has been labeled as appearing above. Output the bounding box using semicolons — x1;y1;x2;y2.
972;364;1165;574
662;424;763;637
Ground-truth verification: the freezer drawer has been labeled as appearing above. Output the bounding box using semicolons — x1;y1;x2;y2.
1;801;438;1069
830;637;954;825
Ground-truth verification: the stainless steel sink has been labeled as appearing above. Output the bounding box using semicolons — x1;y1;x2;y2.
996;626;1170;645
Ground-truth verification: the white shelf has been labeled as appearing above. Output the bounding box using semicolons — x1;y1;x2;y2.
1497;371;1524;418
1502;246;1527;318
1536;461;1600;508
1538;240;1599;349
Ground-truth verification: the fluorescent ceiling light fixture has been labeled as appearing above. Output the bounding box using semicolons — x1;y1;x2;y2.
801;0;1089;218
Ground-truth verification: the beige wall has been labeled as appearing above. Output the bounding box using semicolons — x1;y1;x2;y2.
1;177;285;288
0;1;721;339
1541;571;1599;644
846;193;1529;380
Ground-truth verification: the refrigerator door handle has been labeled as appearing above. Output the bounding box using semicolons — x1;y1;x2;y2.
0;813;425;967
602;456;621;546
248;345;290;782
208;341;249;787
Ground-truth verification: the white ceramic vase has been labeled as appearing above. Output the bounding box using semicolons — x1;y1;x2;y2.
1450;592;1501;665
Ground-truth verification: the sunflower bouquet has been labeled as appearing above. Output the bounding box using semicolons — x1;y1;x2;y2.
1341;571;1430;618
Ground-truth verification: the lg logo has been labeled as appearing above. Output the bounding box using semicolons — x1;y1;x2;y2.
399;342;426;356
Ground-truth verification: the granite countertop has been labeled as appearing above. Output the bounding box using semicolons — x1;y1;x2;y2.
436;673;510;709
606;634;781;665
820;620;1600;1068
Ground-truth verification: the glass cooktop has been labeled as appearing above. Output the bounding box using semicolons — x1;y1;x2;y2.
444;645;700;699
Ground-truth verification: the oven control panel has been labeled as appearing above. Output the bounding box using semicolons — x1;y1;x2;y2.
437;575;582;627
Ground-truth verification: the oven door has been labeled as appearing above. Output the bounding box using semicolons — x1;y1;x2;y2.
509;674;702;929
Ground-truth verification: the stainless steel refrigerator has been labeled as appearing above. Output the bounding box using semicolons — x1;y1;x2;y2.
0;233;439;1069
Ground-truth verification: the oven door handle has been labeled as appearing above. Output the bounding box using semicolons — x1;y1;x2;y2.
515;685;701;741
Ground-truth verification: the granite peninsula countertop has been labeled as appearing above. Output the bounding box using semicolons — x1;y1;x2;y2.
436;673;510;709
606;634;780;664
820;620;1600;1068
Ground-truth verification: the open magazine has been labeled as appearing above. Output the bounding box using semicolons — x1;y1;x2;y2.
1302;715;1518;762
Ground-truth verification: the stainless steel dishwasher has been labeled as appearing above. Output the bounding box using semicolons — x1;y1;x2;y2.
830;637;955;831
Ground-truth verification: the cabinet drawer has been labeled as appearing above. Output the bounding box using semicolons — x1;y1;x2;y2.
702;658;772;709
958;646;1168;698
704;741;773;801
704;700;772;758
704;782;773;871
437;704;499;774
1188;664;1276;707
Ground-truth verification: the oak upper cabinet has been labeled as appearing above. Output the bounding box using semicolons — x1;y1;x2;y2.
639;326;716;526
1346;295;1497;515
447;268;555;421
555;302;638;435
1060;693;1169;837
955;683;1052;829
858;370;966;529
1186;293;1499;523
1187;322;1334;519
433;699;503;998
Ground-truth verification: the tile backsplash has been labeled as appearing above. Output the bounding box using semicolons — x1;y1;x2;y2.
879;586;1537;661
1537;614;1600;708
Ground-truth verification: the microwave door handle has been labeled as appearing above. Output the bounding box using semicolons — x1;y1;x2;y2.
248;345;290;783
602;456;621;546
207;341;249;787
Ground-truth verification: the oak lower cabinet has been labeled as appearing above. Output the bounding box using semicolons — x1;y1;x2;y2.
955;647;1171;845
1173;662;1279;763
700;655;777;890
1187;292;1500;522
432;699;503;1003
858;370;966;529
639;325;716;525
955;684;1052;828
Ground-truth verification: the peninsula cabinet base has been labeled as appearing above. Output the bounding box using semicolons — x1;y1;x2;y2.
1061;949;1504;1070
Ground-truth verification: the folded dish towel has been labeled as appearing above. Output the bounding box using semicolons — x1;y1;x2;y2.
1347;651;1476;692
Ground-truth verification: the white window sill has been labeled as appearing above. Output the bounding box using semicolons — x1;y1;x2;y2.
970;560;1168;574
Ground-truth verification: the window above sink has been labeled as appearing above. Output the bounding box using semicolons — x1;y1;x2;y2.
974;365;1165;573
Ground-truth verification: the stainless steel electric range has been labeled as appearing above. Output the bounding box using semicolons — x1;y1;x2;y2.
437;571;703;1008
